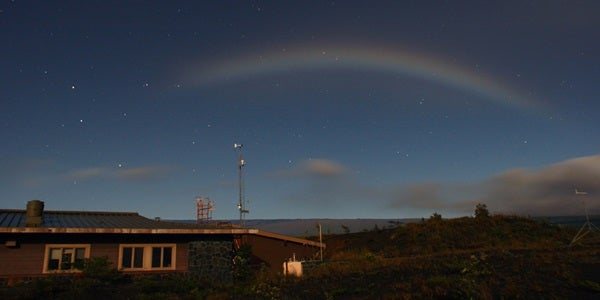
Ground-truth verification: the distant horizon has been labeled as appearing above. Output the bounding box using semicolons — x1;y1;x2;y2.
3;200;597;221
169;215;599;236
170;215;598;222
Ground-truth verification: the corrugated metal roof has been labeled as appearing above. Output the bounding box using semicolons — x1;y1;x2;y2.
0;208;325;248
0;210;24;227
0;209;202;229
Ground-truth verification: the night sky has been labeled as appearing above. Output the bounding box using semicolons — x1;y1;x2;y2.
2;1;599;220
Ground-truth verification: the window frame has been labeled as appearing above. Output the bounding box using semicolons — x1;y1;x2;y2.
42;244;91;274
118;244;176;271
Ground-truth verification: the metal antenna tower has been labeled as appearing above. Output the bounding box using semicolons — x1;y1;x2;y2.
570;188;599;245
196;196;214;224
234;143;249;226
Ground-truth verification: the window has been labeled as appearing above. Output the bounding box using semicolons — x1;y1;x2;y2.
151;246;172;268
43;244;90;273
121;247;144;268
118;244;176;271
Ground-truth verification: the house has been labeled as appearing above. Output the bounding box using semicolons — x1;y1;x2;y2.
0;200;324;280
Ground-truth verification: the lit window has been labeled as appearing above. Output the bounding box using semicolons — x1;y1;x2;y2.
118;244;176;271
43;244;90;273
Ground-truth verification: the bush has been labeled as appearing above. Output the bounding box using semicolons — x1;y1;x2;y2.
81;256;123;282
233;244;254;282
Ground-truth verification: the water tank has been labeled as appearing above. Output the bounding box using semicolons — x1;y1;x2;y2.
25;200;44;227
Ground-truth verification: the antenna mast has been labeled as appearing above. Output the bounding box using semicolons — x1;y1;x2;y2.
234;143;249;226
570;188;599;245
196;196;214;224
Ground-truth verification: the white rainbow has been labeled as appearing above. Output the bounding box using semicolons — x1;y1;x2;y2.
184;45;540;111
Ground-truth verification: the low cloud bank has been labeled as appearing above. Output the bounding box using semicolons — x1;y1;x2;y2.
278;155;600;217
480;155;600;215
389;155;600;216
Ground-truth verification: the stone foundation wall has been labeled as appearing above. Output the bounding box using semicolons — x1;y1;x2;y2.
188;240;233;281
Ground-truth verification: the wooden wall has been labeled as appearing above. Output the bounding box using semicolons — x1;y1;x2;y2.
0;239;45;277
242;235;321;273
0;233;200;278
1;232;317;278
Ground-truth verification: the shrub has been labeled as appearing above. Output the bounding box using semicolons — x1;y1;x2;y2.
81;256;123;282
233;244;254;281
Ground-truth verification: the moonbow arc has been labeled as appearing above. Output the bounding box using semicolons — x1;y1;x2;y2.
184;46;539;111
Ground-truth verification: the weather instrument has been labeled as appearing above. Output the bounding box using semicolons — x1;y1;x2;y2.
570;188;599;245
234;143;249;227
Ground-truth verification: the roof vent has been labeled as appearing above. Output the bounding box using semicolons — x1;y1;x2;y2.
25;200;44;227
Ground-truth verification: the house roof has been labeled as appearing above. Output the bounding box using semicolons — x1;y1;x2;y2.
0;209;325;248
0;209;202;229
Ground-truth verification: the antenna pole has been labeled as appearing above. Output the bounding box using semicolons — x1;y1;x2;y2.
234;143;249;227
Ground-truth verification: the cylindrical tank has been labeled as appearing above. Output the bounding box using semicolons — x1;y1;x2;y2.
25;200;44;227
26;200;44;217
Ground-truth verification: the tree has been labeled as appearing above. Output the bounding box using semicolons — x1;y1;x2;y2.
429;212;443;221
474;203;490;218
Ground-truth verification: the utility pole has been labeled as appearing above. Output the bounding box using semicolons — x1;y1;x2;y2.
317;223;323;261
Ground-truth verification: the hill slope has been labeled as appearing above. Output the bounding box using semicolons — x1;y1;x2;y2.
282;215;600;299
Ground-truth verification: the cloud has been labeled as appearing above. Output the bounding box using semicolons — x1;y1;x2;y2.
275;158;348;177
275;154;600;217
388;182;479;214
275;158;478;216
64;167;110;181
388;154;600;216
115;166;173;180
303;159;347;176
272;159;375;215
64;165;174;182
481;155;600;215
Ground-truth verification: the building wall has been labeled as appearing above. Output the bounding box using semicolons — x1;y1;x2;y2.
1;232;319;278
242;235;321;273
89;242;117;265
89;241;189;273
188;239;233;281
0;239;45;277
175;242;189;271
0;233;226;278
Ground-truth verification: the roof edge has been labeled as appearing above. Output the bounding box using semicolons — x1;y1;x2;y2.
0;227;257;234
0;209;140;216
0;227;324;248
253;229;325;248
